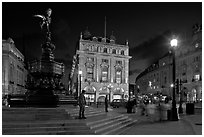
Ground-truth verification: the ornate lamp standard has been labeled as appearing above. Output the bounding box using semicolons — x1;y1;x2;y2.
78;70;82;97
107;84;113;102
170;38;179;121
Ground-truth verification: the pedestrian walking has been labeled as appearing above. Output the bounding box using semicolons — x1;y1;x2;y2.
144;99;149;116
78;90;86;119
105;95;108;112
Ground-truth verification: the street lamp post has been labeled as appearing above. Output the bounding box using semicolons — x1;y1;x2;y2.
107;84;113;102
78;70;82;97
170;38;179;121
178;79;183;113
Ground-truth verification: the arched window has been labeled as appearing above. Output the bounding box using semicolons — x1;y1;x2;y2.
104;48;107;53
96;46;100;52
121;50;124;55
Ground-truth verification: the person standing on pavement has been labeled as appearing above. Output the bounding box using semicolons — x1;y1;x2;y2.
78;90;86;119
105;95;108;112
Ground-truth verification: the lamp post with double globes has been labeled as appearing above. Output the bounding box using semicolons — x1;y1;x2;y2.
170;38;179;121
107;84;113;102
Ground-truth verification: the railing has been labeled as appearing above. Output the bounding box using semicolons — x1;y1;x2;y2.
29;60;64;75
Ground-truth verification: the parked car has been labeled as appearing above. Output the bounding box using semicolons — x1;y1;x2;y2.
110;99;127;108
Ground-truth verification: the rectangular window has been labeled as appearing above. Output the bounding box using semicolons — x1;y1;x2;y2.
194;74;200;81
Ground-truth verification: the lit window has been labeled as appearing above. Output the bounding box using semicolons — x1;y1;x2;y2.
195;43;199;48
115;69;122;84
149;81;152;87
194;74;200;81
101;67;108;82
87;67;94;81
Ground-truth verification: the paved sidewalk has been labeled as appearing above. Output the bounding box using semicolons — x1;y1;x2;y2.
121;119;195;135
53;104;203;135
180;114;202;135
99;105;202;135
119;109;202;135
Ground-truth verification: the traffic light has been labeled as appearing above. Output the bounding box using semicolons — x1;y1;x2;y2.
175;79;180;94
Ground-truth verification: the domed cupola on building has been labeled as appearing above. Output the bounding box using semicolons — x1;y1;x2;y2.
83;27;92;40
110;31;116;44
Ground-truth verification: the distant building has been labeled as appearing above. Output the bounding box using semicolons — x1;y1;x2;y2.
136;53;173;97
70;29;131;103
135;24;202;102
2;38;27;95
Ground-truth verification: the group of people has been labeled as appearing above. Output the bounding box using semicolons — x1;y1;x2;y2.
78;90;109;119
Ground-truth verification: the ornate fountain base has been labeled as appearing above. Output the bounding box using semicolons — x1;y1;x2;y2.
27;58;64;107
26;27;64;107
26;88;59;107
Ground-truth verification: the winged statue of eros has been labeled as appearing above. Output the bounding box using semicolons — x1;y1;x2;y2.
33;14;46;29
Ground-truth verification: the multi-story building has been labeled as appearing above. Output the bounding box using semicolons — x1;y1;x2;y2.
136;52;173;97
70;29;131;103
135;24;202;102
176;24;202;102
2;38;27;96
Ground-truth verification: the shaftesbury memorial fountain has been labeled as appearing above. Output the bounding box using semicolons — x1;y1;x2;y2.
26;8;64;107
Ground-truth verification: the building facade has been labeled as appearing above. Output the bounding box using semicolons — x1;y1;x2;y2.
175;24;202;102
2;38;27;96
70;30;131;103
136;53;173;97
135;24;202;102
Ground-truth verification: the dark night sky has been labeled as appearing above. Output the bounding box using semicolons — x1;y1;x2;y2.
2;2;202;83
